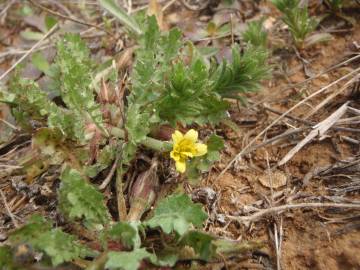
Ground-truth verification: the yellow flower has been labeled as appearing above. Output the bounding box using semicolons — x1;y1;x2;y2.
170;129;207;173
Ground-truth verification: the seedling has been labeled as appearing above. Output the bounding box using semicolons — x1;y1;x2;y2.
323;0;356;26
272;0;319;48
325;0;343;11
242;19;268;48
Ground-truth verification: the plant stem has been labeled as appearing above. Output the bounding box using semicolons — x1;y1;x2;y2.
116;166;128;221
86;251;109;270
109;126;173;152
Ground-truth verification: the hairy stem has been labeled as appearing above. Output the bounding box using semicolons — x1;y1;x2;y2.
109;126;173;152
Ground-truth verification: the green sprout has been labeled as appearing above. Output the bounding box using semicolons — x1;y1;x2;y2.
272;0;318;48
242;19;268;49
325;0;343;11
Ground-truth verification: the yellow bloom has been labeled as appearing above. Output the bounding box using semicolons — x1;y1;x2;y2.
170;129;207;173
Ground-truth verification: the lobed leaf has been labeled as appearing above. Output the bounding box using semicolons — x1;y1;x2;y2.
146;194;207;235
108;222;141;249
9;215;89;266
54;34;106;136
180;231;216;261
105;248;153;270
59;167;111;228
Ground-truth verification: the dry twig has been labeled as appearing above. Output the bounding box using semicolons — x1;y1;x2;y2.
0;189;19;228
218;67;360;179
0;24;59;81
228;203;360;223
99;155;120;190
252;54;360;107
27;0;111;35
278;102;349;166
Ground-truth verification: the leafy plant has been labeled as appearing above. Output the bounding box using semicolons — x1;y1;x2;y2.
58;167;111;228
272;0;318;48
8;215;90;266
325;0;343;11
3;34;105;143
105;249;153;270
130;16;269;125
146;193;208;235
323;0;356;26
242;19;268;48
272;0;299;12
0;10;269;269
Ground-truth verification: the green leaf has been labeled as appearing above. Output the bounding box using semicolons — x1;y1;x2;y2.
207;134;224;152
180;231;216;261
45;16;57;31
7;75;80;139
54;33;106;137
242;19;268;48
125;104;150;144
20;30;44;41
127;16;269;129
121;142;137;164
0;246;20;270
108;222;141;249
19;5;33;16
211;44;270;99
32;128;66;165
186;134;224;183
86;144;116;177
271;0;300;12
99;0;142;35
151;251;178;267
9;215;89;266
35;229;89;266
146;194;207;235
59;167;110;228
105;249;153;270
31;52;50;75
6;34;106;142
271;0;318;46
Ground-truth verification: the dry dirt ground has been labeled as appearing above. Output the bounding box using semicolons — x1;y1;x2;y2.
1;1;360;270
203;5;360;269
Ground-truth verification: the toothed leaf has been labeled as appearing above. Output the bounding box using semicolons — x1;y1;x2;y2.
146;194;207;235
59;167;110;228
9;215;89;266
105;248;153;270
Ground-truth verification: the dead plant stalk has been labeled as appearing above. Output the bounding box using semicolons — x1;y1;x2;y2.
228;203;360;223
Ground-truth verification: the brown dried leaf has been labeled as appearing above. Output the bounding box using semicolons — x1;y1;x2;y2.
258;170;287;189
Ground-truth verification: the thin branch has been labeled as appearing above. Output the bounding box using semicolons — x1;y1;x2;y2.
0;0;15;18
263;104;360;133
0;118;19;131
252;53;360;107
27;0;112;35
99;155;120;190
0;24;59;81
0;189;19;228
228;202;360;223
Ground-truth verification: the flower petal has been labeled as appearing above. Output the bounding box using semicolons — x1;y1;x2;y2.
184;129;198;143
175;160;186;173
170;151;180;161
180;151;193;158
172;130;183;144
194;143;207;156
